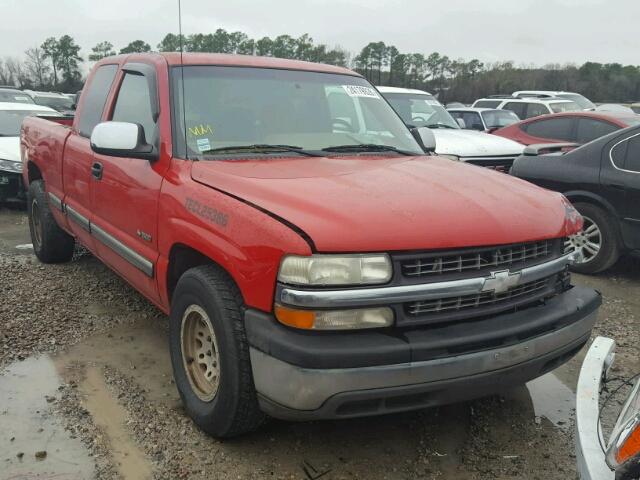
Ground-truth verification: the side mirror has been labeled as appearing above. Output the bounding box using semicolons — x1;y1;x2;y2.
455;118;466;129
410;126;436;153
90;121;157;160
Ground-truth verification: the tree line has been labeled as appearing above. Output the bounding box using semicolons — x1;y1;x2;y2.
1;31;639;104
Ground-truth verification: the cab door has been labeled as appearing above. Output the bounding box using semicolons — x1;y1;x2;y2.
62;64;118;249
90;63;168;303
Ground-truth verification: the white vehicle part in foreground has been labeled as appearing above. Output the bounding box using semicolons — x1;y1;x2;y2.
576;336;616;480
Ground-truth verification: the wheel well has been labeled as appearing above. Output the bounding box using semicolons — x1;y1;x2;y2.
27;161;43;185
563;192;612;215
166;244;239;304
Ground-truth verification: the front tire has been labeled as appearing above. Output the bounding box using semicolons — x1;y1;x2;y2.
27;180;75;263
169;265;264;438
567;203;620;274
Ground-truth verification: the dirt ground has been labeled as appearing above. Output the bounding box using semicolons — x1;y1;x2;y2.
1;206;639;480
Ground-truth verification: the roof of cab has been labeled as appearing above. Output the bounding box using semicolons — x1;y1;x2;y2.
104;52;360;77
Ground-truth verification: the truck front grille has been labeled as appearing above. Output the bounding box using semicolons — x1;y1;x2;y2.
399;239;558;281
406;276;551;316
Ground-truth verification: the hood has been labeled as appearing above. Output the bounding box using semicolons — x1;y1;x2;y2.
432;129;524;157
0;137;20;162
191;155;571;252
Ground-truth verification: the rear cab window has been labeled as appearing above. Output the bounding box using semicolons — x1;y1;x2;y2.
77;64;118;137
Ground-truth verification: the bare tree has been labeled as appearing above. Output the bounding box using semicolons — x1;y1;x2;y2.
25;47;50;88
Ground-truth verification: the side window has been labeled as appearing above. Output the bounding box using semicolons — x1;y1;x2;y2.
465;112;484;130
624;135;640;172
112;73;156;142
524;118;575;141
474;100;501;108
77;64;118;137
502;102;526;119
525;103;549;119
576;119;619;144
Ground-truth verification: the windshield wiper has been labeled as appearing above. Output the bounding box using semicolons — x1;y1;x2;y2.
425;124;457;129
321;144;416;156
200;144;322;157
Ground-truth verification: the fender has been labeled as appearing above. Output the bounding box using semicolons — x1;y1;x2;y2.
562;189;619;219
157;170;312;312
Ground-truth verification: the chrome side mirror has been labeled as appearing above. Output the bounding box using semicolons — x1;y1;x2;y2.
90;121;157;160
410;126;436;153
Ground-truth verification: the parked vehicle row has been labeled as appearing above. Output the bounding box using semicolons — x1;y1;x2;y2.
0;102;61;203
511;124;640;273
0;86;77;113
21;52;598;438
447;107;520;132
378;86;524;170
494;111;640;147
472;95;581;119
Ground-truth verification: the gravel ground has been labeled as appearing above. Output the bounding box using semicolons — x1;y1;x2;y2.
1;206;639;480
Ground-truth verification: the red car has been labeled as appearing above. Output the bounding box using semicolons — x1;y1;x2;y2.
493;111;640;146
21;53;598;437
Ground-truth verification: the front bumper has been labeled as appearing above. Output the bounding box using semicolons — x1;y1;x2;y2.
0;170;25;202
246;286;601;420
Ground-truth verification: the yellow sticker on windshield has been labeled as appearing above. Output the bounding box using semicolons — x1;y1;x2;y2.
188;124;214;137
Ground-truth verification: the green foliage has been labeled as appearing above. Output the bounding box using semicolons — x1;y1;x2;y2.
119;40;151;54
88;41;115;62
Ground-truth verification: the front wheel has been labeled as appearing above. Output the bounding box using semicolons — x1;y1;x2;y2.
566;202;620;274
169;264;264;438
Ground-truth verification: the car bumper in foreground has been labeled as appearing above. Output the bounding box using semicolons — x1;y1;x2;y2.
576;336;616;480
246;286;600;421
0;171;25;203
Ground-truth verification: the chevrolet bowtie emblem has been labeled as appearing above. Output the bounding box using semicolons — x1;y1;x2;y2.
482;270;522;294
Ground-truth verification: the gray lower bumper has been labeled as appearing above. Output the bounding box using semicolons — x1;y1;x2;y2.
251;308;597;419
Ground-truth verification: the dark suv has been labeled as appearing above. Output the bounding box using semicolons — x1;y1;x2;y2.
511;126;640;273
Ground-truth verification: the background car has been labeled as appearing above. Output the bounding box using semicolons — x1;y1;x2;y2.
513;90;596;110
472;95;580;119
23;90;75;114
447;107;520;132
595;103;636;115
0;87;35;105
379;86;524;171
510;125;640;273
0;102;59;203
493;111;640;146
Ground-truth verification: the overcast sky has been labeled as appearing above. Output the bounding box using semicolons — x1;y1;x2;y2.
3;0;638;67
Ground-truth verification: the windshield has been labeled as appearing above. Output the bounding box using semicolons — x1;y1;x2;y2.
550;101;580;113
0;90;34;104
0;109;58;136
171;66;423;158
33;96;74;112
382;92;459;129
481;110;519;128
556;93;595;110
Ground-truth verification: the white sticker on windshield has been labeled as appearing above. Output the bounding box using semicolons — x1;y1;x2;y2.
196;138;211;152
14;96;30;101
425;99;441;106
342;85;380;99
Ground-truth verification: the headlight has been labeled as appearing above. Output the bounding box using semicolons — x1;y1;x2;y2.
561;195;583;235
278;254;392;286
606;379;640;469
0;159;21;173
274;304;394;330
438;154;460;162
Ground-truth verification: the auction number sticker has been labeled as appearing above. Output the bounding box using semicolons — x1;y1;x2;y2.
196;138;211;152
425;99;441;106
342;85;380;98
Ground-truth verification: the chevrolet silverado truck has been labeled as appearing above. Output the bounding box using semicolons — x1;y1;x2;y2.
22;53;601;438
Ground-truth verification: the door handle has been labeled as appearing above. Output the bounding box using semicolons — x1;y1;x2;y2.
91;162;103;180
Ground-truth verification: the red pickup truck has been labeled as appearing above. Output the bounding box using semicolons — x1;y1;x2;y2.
21;53;601;437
